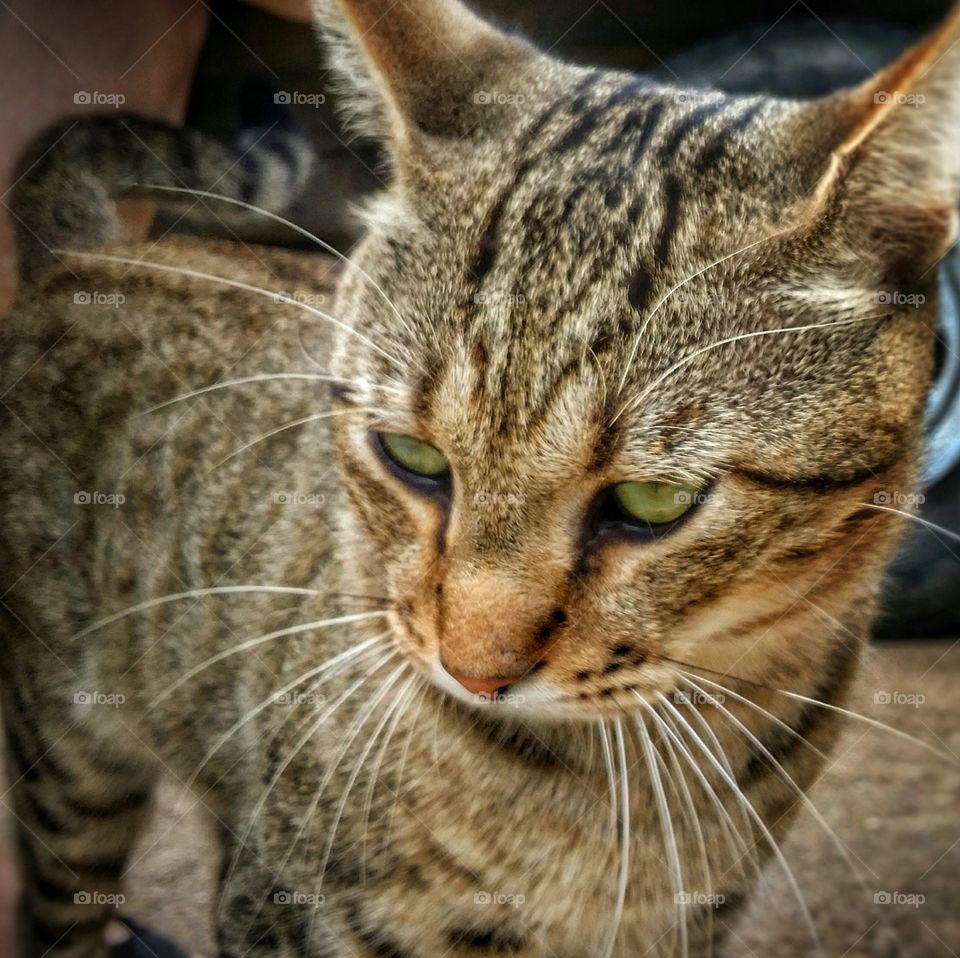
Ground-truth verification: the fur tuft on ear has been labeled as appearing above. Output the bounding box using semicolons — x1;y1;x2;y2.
312;0;538;149
787;2;960;286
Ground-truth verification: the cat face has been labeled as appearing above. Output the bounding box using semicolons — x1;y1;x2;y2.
319;0;957;718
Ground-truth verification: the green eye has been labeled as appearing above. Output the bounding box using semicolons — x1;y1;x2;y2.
612;481;700;525
379;433;449;478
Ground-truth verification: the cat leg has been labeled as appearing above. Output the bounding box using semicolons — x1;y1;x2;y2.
214;836;314;958
2;682;157;958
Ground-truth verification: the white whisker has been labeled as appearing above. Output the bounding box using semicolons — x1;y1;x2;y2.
148;610;387;709
616;229;790;394
682;674;874;892
644;698;759;884
636;710;688;958
609;720;632;958
71;585;322;642
859;502;960;544
775;688;960;766
54;249;406;369
136;373;401;418
656;692;822;954
676;672;828;763
597;720;619;840
213;406;380;468
654;710;715;958
613;314;883;425
220;647;398;932
137;183;417;339
186;633;389;787
315;667;414;896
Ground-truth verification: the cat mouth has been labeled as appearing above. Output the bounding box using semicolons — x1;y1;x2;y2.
426;660;568;716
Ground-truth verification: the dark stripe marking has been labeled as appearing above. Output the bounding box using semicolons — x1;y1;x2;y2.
696;100;765;173
735;461;893;492
658;97;728;161
447;927;526;952
739;640;858;787
654;175;683;266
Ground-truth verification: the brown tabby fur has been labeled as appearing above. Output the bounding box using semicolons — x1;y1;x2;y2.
1;0;959;954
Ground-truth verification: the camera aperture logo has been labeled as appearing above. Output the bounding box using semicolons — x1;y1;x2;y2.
74;491;125;508
74;890;125;906
875;290;925;308
273;491;326;509
476;690;526;708
675;891;726;907
273;889;325;906
873;690;925;708
474;890;525;909
673;689;724;707
873;91;925;107
474;90;525;105
74;690;125;708
874;891;925;908
673;488;721;508
74;91;125;108
873;490;924;508
274;91;326;108
74;291;125;308
273;689;326;707
272;290;327;308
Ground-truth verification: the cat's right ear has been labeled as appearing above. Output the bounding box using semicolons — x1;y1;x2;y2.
313;0;539;159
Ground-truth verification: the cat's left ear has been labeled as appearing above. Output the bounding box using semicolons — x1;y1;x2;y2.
789;3;960;285
314;0;539;156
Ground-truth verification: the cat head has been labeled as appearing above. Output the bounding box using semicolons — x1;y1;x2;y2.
317;0;960;719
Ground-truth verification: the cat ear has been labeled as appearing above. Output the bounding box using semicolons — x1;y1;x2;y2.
314;0;537;149
788;4;960;285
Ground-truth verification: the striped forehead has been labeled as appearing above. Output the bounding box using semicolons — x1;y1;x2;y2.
418;331;609;464
462;72;768;308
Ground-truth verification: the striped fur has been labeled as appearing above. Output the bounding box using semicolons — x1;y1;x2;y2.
2;0;960;954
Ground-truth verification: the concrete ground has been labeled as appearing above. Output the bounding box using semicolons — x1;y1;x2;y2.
1;640;958;956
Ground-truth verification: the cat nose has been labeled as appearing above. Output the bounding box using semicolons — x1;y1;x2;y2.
444;669;523;697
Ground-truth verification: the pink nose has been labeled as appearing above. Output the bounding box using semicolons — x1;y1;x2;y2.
445;670;523;697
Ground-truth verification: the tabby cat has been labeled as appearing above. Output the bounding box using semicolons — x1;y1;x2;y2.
2;0;959;955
